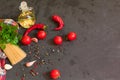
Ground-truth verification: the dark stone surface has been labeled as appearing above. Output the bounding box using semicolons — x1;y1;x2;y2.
1;0;120;80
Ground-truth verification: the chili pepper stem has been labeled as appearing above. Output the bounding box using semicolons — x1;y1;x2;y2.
43;26;47;30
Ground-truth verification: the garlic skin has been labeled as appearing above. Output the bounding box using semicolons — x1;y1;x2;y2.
4;64;13;70
25;60;36;67
0;68;6;75
0;51;7;59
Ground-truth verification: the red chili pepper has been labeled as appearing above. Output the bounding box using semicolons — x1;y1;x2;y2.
0;59;6;80
52;15;64;31
0;50;6;80
24;24;46;36
0;59;5;68
0;73;6;80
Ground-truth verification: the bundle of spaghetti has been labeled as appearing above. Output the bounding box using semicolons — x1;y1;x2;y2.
3;43;26;65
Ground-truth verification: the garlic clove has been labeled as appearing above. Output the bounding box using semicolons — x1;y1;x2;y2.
25;60;36;67
31;37;38;43
4;64;13;70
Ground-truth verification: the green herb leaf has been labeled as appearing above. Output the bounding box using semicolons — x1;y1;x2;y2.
0;22;21;49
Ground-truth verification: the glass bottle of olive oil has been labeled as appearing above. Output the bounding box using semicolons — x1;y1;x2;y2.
18;1;35;28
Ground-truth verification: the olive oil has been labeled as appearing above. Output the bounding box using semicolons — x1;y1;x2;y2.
18;1;35;28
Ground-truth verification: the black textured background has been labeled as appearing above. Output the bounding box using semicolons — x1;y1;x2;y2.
1;0;120;80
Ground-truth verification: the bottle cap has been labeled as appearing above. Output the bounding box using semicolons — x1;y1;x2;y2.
19;1;32;12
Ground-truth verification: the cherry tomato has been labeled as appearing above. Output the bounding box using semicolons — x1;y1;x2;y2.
21;36;31;45
67;32;77;41
53;36;63;45
37;30;46;40
50;69;61;79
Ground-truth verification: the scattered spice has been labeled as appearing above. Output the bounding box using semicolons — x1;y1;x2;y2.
42;46;45;48
22;68;25;71
48;59;54;65
39;59;46;65
57;49;60;53
21;76;25;80
41;60;46;64
33;62;38;69
30;69;38;76
28;51;32;55
36;72;39;75
58;58;61;61
51;49;55;53
30;71;36;76
34;54;40;59
23;73;26;77
45;52;49;56
35;51;39;55
16;72;18;77
46;67;49;70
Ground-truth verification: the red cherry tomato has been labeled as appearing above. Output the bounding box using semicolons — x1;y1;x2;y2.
37;30;46;40
50;69;61;79
21;36;31;45
67;32;77;41
53;36;63;45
